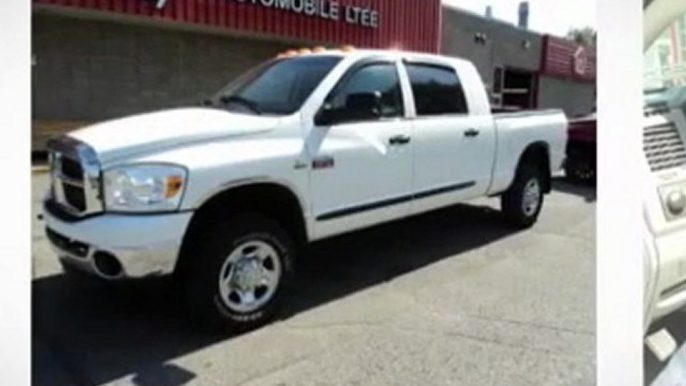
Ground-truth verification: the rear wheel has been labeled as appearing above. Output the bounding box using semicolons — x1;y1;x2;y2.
183;213;295;331
501;164;545;228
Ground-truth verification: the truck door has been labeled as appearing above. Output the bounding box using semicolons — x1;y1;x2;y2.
401;60;496;215
308;59;414;239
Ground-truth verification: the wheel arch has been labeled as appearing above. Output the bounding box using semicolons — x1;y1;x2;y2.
174;180;310;278
515;141;552;193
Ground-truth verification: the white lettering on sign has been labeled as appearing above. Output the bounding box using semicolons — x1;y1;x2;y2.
275;0;290;9
291;0;304;13
150;0;378;28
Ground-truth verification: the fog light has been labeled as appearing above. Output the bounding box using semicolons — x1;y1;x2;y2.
666;190;686;215
93;251;123;278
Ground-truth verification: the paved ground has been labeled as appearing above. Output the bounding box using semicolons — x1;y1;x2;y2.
32;174;596;386
645;312;686;384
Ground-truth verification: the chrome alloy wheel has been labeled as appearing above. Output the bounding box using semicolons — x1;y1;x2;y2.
218;240;282;313
522;178;541;217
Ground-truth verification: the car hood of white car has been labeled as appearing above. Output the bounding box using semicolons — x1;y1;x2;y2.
68;108;281;163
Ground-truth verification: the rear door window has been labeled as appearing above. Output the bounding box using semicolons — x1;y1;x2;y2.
405;63;469;116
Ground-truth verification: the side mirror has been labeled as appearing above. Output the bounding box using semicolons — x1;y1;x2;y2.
315;103;336;127
345;91;382;117
314;91;382;126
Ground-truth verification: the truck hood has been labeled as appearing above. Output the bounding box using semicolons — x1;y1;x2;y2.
68;108;280;163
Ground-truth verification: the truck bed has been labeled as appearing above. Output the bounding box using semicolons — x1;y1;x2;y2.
487;109;568;195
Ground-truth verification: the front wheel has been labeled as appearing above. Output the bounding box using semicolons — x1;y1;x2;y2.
183;213;295;331
501;165;545;228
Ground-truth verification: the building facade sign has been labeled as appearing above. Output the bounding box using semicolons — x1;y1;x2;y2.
152;0;379;28
573;46;589;76
32;0;441;54
540;35;596;82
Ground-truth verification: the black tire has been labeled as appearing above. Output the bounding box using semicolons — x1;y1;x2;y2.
183;213;295;331
501;163;545;228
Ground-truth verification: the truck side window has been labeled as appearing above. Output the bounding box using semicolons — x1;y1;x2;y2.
326;63;404;121
405;63;469;116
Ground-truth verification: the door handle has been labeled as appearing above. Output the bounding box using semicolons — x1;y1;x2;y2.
464;128;480;138
389;134;411;145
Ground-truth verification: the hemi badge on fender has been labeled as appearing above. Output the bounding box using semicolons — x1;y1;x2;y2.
312;156;335;170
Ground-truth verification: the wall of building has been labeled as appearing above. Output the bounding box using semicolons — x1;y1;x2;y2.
33;13;291;122
540;36;596;82
537;76;595;117
33;0;441;53
441;7;596;117
441;6;542;87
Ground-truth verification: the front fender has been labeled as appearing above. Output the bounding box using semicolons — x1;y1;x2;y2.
116;135;312;216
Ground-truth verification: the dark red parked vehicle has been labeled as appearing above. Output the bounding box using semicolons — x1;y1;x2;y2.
564;113;596;184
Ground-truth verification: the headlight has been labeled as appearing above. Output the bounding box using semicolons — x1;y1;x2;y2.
103;164;187;212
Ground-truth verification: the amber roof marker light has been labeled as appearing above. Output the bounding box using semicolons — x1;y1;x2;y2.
276;46;348;58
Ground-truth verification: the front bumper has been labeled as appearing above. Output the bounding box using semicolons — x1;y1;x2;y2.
43;201;193;279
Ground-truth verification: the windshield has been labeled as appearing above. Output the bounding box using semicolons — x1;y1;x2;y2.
210;55;342;116
644;13;686;91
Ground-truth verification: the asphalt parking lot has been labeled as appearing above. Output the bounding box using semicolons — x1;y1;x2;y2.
32;173;596;386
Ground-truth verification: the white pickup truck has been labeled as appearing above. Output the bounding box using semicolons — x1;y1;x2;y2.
43;49;566;329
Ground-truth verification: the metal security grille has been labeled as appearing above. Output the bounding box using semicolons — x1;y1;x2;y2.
644;105;686;172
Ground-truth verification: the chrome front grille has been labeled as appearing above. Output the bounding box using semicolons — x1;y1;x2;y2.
62;178;87;211
47;136;103;217
643;105;686;172
60;157;83;180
